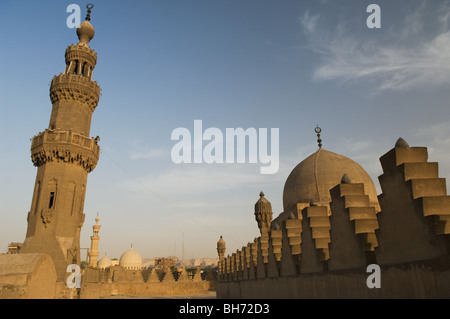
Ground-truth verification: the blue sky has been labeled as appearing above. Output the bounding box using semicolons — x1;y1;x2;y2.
1;0;450;260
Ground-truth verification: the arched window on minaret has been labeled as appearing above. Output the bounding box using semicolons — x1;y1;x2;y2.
47;179;57;210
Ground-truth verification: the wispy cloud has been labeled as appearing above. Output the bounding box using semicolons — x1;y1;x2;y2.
130;148;165;160
300;10;321;35
301;1;450;92
122;164;284;197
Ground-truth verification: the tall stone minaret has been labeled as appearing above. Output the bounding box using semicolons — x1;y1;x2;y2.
21;5;101;280
88;214;101;267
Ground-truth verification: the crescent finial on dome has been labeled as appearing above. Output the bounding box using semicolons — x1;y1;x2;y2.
85;4;94;21
315;125;322;149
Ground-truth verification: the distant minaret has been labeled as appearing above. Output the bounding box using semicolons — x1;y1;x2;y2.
21;5;101;280
88;214;101;267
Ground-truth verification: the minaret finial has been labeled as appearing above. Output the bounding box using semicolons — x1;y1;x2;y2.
315;125;322;149
86;4;94;21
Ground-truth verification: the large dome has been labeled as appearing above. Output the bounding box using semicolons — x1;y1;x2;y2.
119;247;143;269
283;148;379;213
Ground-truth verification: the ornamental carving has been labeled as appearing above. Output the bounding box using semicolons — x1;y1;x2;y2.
31;146;98;173
65;49;97;68
41;209;53;227
65;44;97;62
50;74;100;111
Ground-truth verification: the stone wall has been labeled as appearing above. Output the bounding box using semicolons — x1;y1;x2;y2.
0;253;57;299
217;141;450;299
80;266;214;298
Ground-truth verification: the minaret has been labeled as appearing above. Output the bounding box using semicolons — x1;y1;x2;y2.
216;236;226;260
254;192;273;235
21;5;101;280
88;214;101;267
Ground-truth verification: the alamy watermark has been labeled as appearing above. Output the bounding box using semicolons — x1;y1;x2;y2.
66;3;381;30
171;120;279;174
66;4;81;29
66;264;81;289
366;264;381;289
367;4;381;29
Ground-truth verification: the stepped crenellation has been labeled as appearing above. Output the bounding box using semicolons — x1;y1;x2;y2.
217;138;450;298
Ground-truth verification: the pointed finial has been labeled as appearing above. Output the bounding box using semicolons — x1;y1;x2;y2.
85;4;94;21
395;137;410;148
341;173;352;184
315;125;322;149
260;191;265;197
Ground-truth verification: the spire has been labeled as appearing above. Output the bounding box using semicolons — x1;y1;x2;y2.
315;125;322;149
76;4;95;45
92;214;101;235
341;173;352;184
217;236;226;260
395;137;410;148
89;215;101;267
255;191;273;234
85;4;93;21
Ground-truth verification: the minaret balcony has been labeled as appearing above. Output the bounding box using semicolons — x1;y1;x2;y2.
65;44;97;66
30;129;100;172
50;74;100;111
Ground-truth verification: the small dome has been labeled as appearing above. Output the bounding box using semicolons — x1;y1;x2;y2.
119;247;143;269
217;236;226;249
283;148;380;212
255;192;272;213
76;20;95;45
98;255;112;269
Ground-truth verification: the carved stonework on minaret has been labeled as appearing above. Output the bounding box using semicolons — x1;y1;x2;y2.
40;209;53;227
30;130;99;173
21;5;101;281
50;74;100;111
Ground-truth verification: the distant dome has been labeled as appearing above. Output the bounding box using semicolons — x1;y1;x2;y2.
119;247;143;269
283;148;380;212
98;255;112;269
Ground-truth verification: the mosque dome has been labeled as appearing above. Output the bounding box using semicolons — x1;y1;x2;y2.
282;148;380;213
98;254;112;269
119;247;143;269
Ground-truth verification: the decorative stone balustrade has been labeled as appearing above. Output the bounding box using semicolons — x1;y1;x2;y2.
50;74;100;111
31;129;100;173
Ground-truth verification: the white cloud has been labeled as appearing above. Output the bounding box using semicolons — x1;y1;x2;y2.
129;148;165;160
122;164;284;197
302;2;450;92
300;10;321;35
314;31;450;91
